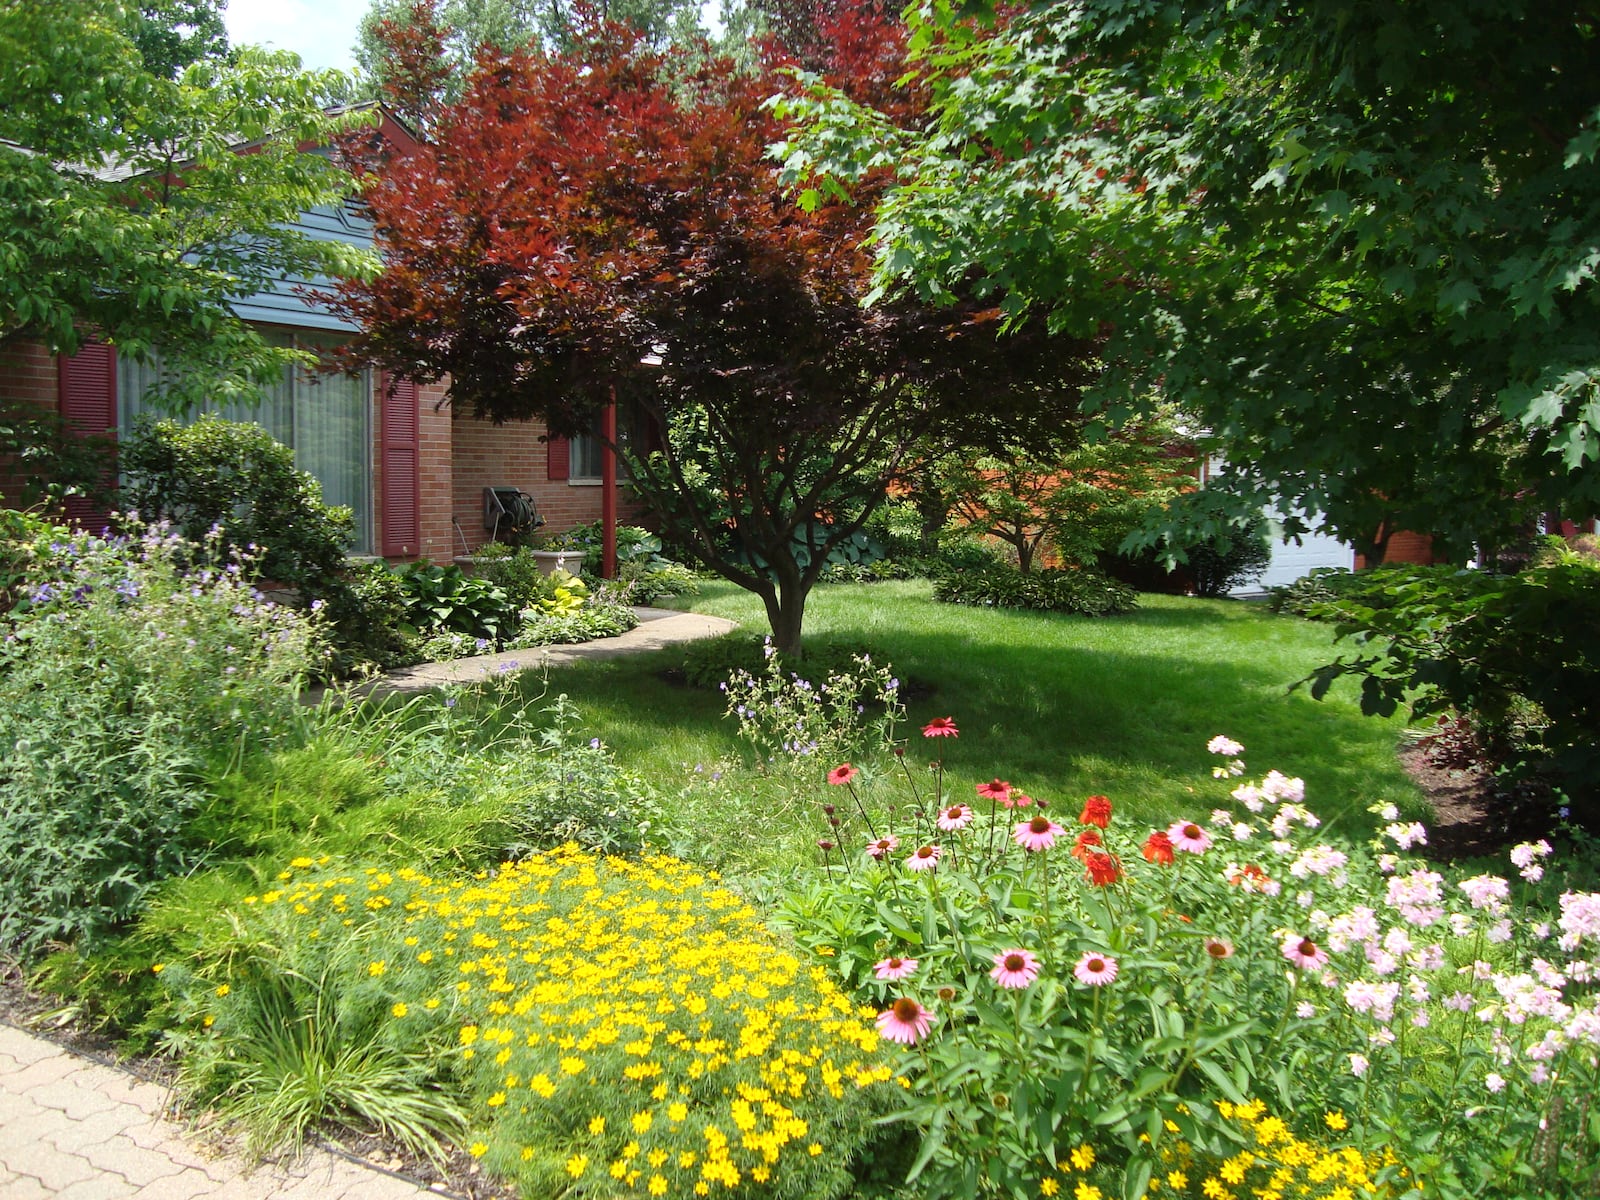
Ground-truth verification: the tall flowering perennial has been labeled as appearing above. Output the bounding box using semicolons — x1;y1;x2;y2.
182;847;893;1198
777;724;1600;1198
721;645;902;772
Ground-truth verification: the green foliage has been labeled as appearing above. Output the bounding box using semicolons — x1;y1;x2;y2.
0;525;318;957
0;504;70;612
932;564;1138;615
1183;519;1274;598
122;414;354;587
777;735;1600;1199
1304;557;1600;819
777;0;1600;560
125;0;228;77
396;560;518;644
721;640;904;770
679;632;878;691
320;560;423;674
0;397;116;515
0;0;377;403
506;592;639;651
469;541;548;609
545;521;704;604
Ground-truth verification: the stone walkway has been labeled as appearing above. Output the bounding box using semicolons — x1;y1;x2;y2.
343;607;739;699
0;1023;440;1199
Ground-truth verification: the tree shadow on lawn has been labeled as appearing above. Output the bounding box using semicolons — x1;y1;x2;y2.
539;595;1422;845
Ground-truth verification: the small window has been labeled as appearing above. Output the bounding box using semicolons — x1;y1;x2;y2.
569;406;655;483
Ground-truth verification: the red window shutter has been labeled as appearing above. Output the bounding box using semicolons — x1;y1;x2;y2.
546;434;570;481
380;375;421;557
57;343;118;533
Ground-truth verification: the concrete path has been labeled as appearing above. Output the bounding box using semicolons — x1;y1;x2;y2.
360;607;739;697
0;1023;440;1199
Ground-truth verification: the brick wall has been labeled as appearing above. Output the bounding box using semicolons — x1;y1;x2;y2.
449;410;647;555
416;379;454;561
0;341;66;500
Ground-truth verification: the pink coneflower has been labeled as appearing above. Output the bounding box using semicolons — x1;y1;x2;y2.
989;949;1041;989
865;833;900;860
1167;820;1213;854
1079;795;1113;828
976;779;1013;805
937;804;974;832
874;956;918;981
1281;933;1329;970
1203;938;1234;960
922;717;959;738
827;763;859;787
1014;814;1064;852
876;997;934;1044
1009;791;1034;809
1073;951;1119;986
906;844;942;871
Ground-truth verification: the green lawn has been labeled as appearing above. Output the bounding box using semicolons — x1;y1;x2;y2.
516;580;1423;874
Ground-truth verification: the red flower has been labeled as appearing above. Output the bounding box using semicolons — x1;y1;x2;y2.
922;717;959;738
1141;831;1175;865
975;779;1013;804
1084;852;1121;886
1070;829;1103;860
1079;795;1113;828
827;763;858;787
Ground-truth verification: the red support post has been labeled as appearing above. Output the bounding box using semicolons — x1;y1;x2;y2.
602;393;618;579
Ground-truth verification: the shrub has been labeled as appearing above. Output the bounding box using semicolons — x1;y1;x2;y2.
680;633;879;691
397;561;518;645
321;560;423;674
1303;556;1600;819
776;730;1600;1199
932;563;1138;615
0;504;70;613
1183;519;1274;597
0;525;318;956
168;847;896;1198
121;414;353;590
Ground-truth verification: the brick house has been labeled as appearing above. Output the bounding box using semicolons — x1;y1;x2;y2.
0;106;642;566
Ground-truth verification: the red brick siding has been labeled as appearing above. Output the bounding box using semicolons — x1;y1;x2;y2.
0;340;67;500
449;409;646;555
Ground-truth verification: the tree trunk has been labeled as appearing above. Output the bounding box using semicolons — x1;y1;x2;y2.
762;583;808;659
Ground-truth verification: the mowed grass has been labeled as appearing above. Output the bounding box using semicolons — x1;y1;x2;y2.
511;580;1424;873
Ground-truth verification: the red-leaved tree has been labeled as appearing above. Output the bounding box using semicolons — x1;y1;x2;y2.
337;13;1097;654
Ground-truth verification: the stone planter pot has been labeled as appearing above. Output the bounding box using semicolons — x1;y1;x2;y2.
455;550;579;577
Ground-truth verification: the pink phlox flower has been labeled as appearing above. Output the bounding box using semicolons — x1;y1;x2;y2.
1210;808;1234;827
1207;735;1244;757
1458;874;1510;913
1260;770;1305;804
989;949;1041;989
1369;1026;1396;1047
1013;815;1064;852
1382;926;1414;958
1484;1072;1506;1093
1384;869;1445;928
1383;821;1429;850
1486;919;1513;944
1072;951;1119;986
1558;891;1600;949
1405;973;1431;1004
936;804;974;832
1232;782;1265;813
1443;991;1474;1013
906;844;942;872
1325;906;1381;954
1290;845;1349;879
1510;839;1553;869
873;955;918;981
876;998;934;1045
1349;1053;1370;1077
1409;943;1446;972
1167;820;1212;854
1230;822;1253;842
1344;979;1400;1023
1364;947;1399;977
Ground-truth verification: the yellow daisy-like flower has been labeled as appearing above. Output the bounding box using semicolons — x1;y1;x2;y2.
633;1111;653;1134
565;1154;588;1178
151;964;164;974
649;1175;668;1196
391;1002;408;1018
469;1142;487;1158
560;1056;586;1075
808;1144;823;1157
290;856;313;868
1040;1178;1060;1197
1070;1144;1095;1172
668;1102;688;1122
589;1115;606;1135
1167;1172;1188;1190
368;960;386;977
214;984;230;997
486;1092;506;1107
521;1147;534;1162
1073;1183;1102;1200
1325;1110;1349;1132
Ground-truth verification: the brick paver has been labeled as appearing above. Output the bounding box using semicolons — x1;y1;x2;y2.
0;1024;444;1199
